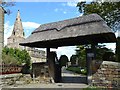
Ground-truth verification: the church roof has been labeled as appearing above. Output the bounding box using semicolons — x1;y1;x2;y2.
20;14;116;48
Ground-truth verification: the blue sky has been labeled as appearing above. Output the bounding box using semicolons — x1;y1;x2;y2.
4;2;116;59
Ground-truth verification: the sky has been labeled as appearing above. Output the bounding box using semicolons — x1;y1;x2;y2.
4;1;117;59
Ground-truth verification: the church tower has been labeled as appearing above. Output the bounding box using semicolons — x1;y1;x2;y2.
7;10;25;49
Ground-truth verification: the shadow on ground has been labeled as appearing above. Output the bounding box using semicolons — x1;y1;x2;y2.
62;76;87;84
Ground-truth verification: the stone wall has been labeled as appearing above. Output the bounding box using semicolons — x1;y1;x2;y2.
0;7;4;61
26;47;46;63
32;62;48;78
92;61;120;88
31;62;52;83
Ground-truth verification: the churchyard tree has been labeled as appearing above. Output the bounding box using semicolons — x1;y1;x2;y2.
76;1;120;62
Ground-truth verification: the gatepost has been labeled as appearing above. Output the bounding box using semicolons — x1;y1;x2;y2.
86;48;95;85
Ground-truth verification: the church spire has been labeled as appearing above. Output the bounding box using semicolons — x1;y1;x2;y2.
16;10;21;21
12;10;24;37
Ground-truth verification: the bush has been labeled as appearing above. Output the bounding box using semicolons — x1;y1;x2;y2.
2;47;31;67
2;53;19;65
70;55;77;66
59;55;69;67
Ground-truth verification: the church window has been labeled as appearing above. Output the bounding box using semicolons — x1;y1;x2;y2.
23;32;25;36
14;31;15;35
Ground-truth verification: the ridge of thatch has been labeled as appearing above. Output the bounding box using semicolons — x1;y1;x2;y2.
20;14;116;48
33;14;103;33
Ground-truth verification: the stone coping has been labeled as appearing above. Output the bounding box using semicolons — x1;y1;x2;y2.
102;61;120;66
0;73;22;79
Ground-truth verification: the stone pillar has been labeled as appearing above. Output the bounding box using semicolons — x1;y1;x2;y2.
0;7;5;61
86;44;96;85
86;49;93;85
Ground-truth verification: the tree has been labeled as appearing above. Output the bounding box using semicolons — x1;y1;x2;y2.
59;55;69;67
75;45;114;67
0;1;15;15
70;55;78;66
76;46;86;67
2;47;31;66
77;1;120;32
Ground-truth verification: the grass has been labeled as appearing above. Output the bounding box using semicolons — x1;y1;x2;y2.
66;66;87;75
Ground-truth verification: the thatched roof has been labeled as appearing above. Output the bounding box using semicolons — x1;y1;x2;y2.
20;14;116;48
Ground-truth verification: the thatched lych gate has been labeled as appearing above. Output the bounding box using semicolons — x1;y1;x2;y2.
20;14;116;84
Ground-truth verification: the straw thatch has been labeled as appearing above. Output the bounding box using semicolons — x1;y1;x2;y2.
20;14;116;48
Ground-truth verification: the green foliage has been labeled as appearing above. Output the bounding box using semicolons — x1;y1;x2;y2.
59;55;69;67
77;2;120;32
2;47;31;66
70;55;77;65
83;86;101;90
81;68;87;75
76;45;86;67
102;51;116;61
96;46;113;60
2;53;19;65
66;66;87;75
66;66;81;74
75;45;114;67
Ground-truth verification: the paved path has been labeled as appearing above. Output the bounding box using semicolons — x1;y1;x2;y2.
61;67;87;84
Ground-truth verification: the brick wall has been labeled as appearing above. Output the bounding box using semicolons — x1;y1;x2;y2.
92;61;120;88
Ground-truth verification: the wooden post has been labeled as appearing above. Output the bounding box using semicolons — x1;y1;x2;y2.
46;48;55;83
91;44;96;59
46;48;50;63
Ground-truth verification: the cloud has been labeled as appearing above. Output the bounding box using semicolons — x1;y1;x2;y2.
62;0;84;7
22;22;40;29
104;43;116;52
22;22;40;38
66;2;77;7
54;8;59;12
62;0;93;7
54;8;68;14
51;46;76;60
4;21;40;45
4;21;13;45
63;11;67;14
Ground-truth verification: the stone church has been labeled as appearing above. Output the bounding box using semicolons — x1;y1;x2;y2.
7;10;25;49
7;10;46;63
